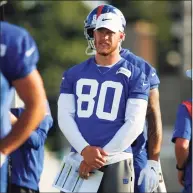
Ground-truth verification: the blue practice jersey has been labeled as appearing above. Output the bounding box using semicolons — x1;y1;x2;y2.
0;21;39;136
120;49;160;89
120;48;160;155
172;99;192;187
60;57;150;153
0;21;39;192
0;22;39;84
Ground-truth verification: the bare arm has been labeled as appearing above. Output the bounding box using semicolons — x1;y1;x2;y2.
146;88;162;161
0;70;47;155
175;138;189;168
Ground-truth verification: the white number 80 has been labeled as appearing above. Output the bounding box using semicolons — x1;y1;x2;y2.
76;78;123;121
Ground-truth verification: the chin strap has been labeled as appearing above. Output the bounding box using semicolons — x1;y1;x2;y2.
85;46;96;56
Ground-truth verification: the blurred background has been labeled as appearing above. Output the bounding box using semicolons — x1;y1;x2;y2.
4;0;191;192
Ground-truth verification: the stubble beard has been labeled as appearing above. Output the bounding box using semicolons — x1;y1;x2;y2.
97;45;118;56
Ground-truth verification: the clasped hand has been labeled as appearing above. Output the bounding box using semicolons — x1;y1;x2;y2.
79;146;108;179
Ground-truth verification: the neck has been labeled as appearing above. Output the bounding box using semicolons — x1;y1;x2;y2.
95;49;121;66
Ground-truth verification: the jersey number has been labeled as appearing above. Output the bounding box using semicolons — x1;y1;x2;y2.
76;79;123;121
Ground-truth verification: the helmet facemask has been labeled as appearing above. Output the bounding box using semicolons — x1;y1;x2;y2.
84;26;96;55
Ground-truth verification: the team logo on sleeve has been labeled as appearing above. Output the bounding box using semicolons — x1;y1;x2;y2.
25;46;36;57
143;81;148;86
116;67;131;78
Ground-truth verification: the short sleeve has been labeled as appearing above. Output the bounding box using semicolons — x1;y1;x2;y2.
128;66;150;101
148;67;160;90
38;114;53;134
6;30;39;81
60;70;74;94
122;51;160;90
172;104;192;143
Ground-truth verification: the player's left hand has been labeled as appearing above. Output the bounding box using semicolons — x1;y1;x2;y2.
178;170;185;187
138;160;160;192
79;160;94;179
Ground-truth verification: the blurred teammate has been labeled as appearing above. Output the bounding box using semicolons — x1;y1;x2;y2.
84;4;162;192
58;6;150;192
9;100;53;193
0;2;47;192
171;69;192;193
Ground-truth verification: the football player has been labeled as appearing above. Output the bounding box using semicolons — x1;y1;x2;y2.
172;69;192;193
83;4;162;193
0;2;47;192
58;6;150;192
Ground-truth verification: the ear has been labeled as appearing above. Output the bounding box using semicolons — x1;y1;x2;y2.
120;33;125;41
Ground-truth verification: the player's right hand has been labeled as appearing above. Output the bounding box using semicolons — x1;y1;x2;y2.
81;146;108;169
79;160;93;179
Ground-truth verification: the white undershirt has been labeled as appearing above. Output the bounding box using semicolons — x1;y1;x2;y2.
96;63;116;68
58;94;147;165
